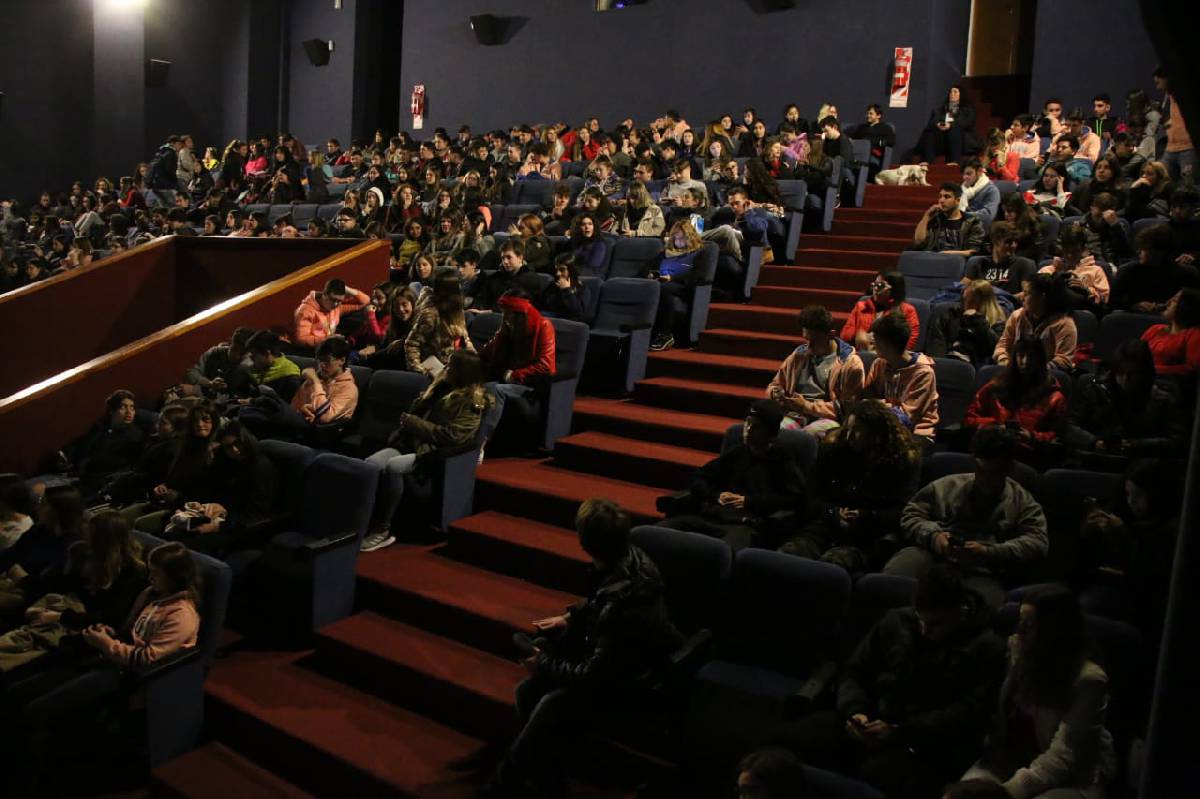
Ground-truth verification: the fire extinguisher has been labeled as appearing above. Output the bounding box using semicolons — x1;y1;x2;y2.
411;84;425;130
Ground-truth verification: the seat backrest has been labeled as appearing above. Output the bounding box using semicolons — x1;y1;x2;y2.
550;317;590;377
1072;309;1099;346
849;138;870;162
844;573;917;654
994;180;1019;196
607;237;665;279
776;179;808;210
132;531;232;668
931;357;975;430
578;276;603;323
467;311;503;351
1132;218;1168;235
556;176;584;204
921;451;1039;494
291;204;319;225
899;251;965;285
487;204;506;232
348;364;373;399
1086;615;1147;741
1039;468;1123;538
357;370;429;448
516;180;556;209
528;272;553;297
1096;312;1165;363
630;525;732;634
495;204;540;233
317;204;341;221
268;205;293;223
726;549;851;674
259;440;318;510
975;363;1002;391
301;452;378;541
291;355;315;372
693;241;720;283
592;278;660;333
721;423;819;475
1039;213;1061;245
910;298;931;350
245;203;270;217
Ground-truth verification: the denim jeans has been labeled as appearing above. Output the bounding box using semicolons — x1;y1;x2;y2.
1163;148;1196;183
365;448;418;529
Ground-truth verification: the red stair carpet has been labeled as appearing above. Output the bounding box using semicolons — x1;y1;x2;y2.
152;163;961;798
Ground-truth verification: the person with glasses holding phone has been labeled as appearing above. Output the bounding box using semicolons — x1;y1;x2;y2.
841;271;921;352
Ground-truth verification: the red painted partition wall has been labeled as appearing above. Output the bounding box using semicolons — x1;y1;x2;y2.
0;240;390;474
0;237;357;400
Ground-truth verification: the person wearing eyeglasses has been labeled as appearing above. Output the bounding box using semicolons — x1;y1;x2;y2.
841;271;921;352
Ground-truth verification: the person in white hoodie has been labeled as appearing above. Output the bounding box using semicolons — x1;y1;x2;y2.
962;160;1001;229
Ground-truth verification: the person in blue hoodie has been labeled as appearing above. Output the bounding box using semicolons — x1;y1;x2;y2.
961;160;1001;229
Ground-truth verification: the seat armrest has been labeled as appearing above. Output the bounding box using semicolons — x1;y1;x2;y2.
669;628;713;673
302;530;360;556
656;489;693;516
619;323;653;332
136;647;203;683
782;659;839;718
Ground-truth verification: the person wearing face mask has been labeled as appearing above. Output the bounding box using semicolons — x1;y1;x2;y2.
888;426;1049;608
776;566;1005;798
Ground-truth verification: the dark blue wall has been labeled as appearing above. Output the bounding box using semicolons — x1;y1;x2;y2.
1029;0;1159;117
398;0;969;151
285;0;359;147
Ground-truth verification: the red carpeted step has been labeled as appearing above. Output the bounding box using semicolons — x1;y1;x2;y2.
830;219;916;238
634;376;762;419
311;611;523;740
151;742;314;799
647;348;780;385
859;194;939;211
795;235;910;254
750;285;864;311
572;396;737;451
864;183;939;200
791;248;899;271
357;544;580;656
554;430;712;490
475;457;664;527
757;265;876;291
708;303;847;335
837;207;925;223
447;510;591;594
205;650;484;797
697;328;801;360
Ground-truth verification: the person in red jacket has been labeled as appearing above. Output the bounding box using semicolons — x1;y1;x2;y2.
841;271;921;351
479;290;557;447
1141;288;1200;377
965;334;1068;467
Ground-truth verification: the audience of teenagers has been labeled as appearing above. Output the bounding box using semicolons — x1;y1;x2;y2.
3;75;1197;799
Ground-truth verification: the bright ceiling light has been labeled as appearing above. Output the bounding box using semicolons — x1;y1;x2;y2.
97;0;148;13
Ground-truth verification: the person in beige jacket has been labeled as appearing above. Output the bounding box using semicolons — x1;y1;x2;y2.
995;273;1078;371
767;306;864;429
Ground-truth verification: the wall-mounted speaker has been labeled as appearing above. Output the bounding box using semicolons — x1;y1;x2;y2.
470;14;499;45
303;38;331;66
145;59;172;88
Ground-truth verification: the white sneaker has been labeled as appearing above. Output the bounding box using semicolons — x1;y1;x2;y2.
360;529;396;553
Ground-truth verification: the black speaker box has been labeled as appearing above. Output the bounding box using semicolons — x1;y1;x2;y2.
145;59;172;88
470;14;499;45
303;38;331;66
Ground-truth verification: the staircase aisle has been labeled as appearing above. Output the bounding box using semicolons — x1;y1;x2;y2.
152;165;961;798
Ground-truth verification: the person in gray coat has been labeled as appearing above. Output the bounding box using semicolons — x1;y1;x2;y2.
962;160;1002;229
885;426;1048;607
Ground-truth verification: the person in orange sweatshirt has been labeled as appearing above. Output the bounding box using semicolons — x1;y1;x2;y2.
864;313;940;450
82;541;200;673
292;278;370;349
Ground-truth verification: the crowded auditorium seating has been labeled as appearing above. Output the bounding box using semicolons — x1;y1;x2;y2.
2;37;1197;799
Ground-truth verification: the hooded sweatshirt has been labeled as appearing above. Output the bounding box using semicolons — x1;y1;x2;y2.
994;309;1078;371
292;288;370;348
480;295;556;385
96;588;200;673
1039;254;1111;306
865;352;940;439
290;368;358;424
767;338;864;422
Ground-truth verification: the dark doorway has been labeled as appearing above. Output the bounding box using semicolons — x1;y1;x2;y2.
967;0;1037;76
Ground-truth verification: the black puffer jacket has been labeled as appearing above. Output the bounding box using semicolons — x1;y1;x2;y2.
536;545;683;689
838;592;1006;753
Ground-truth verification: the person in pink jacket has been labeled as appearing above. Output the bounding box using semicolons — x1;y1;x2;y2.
83;541;200;674
1051;110;1101;163
768;305;865;428
864;313;940;449
995;273;1079;371
292;278;370;350
1039;224;1110;307
291;335;359;425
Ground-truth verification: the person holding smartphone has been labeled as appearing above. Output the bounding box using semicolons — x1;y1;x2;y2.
887;426;1049;609
777;565;1005;798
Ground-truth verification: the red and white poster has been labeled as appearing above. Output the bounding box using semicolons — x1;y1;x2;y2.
411;84;425;130
890;47;913;108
